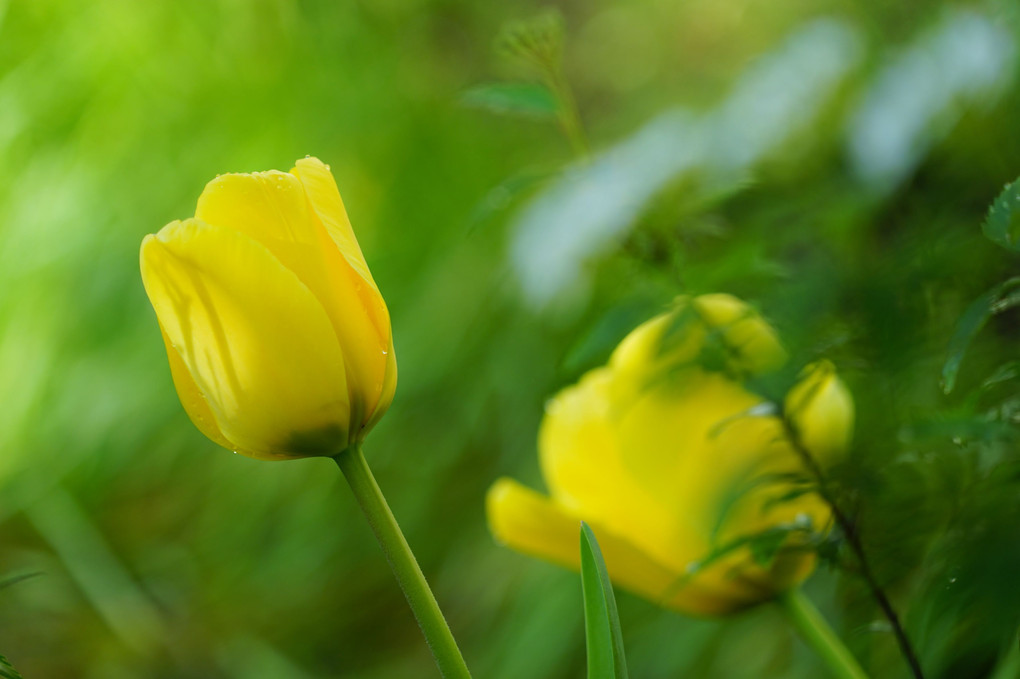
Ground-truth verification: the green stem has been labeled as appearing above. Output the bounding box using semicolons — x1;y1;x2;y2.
779;588;869;679
334;446;471;679
543;68;589;160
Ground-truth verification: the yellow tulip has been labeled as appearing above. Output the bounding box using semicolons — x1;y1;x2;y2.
140;157;396;460
487;294;853;615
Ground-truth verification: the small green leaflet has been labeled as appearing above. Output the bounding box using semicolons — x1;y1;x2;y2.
460;83;559;119
579;522;629;679
942;277;1020;394
982;177;1020;251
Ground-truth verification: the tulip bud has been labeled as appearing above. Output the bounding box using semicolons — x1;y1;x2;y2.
784;360;854;463
140;157;396;460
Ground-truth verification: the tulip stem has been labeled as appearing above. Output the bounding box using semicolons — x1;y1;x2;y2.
779;588;869;679
334;445;472;679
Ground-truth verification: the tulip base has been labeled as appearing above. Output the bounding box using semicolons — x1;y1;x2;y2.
779;588;868;679
334;445;471;679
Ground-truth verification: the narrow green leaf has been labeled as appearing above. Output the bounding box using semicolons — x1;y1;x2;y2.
460;82;559;119
580;522;629;679
942;277;1020;393
980;360;1020;391
0;572;42;592
982;177;1020;251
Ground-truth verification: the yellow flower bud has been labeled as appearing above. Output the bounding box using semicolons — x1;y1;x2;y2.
140;157;396;460
487;298;846;616
784;360;854;464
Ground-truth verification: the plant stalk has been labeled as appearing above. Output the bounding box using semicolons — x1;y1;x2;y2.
780;588;869;679
334;446;471;679
781;420;925;679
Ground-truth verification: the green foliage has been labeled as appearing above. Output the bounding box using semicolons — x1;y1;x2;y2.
0;656;22;679
460;83;559;119
1;0;1019;677
982;178;1020;252
942;277;1020;394
579;523;629;679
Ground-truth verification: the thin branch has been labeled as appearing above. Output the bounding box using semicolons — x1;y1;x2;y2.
781;418;926;679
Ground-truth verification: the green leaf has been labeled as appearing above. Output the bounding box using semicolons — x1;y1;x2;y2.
982;177;1020;251
942;277;1020;394
0;654;23;679
579;522;629;679
466;169;553;233
460;83;559;119
980;360;1020;392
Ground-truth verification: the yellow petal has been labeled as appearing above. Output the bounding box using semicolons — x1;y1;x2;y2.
692;294;787;375
613;371;767;540
158;325;234;451
609;312;696;380
291;157;397;432
140;219;350;459
614;370;826;596
609;295;786;388
290;157;374;286
486;478;754;615
195;167;392;431
539;368;675;557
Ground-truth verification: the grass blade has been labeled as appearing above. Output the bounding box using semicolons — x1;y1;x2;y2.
579;522;629;679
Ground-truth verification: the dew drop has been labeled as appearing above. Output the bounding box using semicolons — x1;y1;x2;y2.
324;164;331;170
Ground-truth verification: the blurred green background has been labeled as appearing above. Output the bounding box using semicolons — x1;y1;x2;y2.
1;0;1020;677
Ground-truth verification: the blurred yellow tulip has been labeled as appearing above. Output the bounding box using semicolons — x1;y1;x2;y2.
140;157;396;460
487;294;853;615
